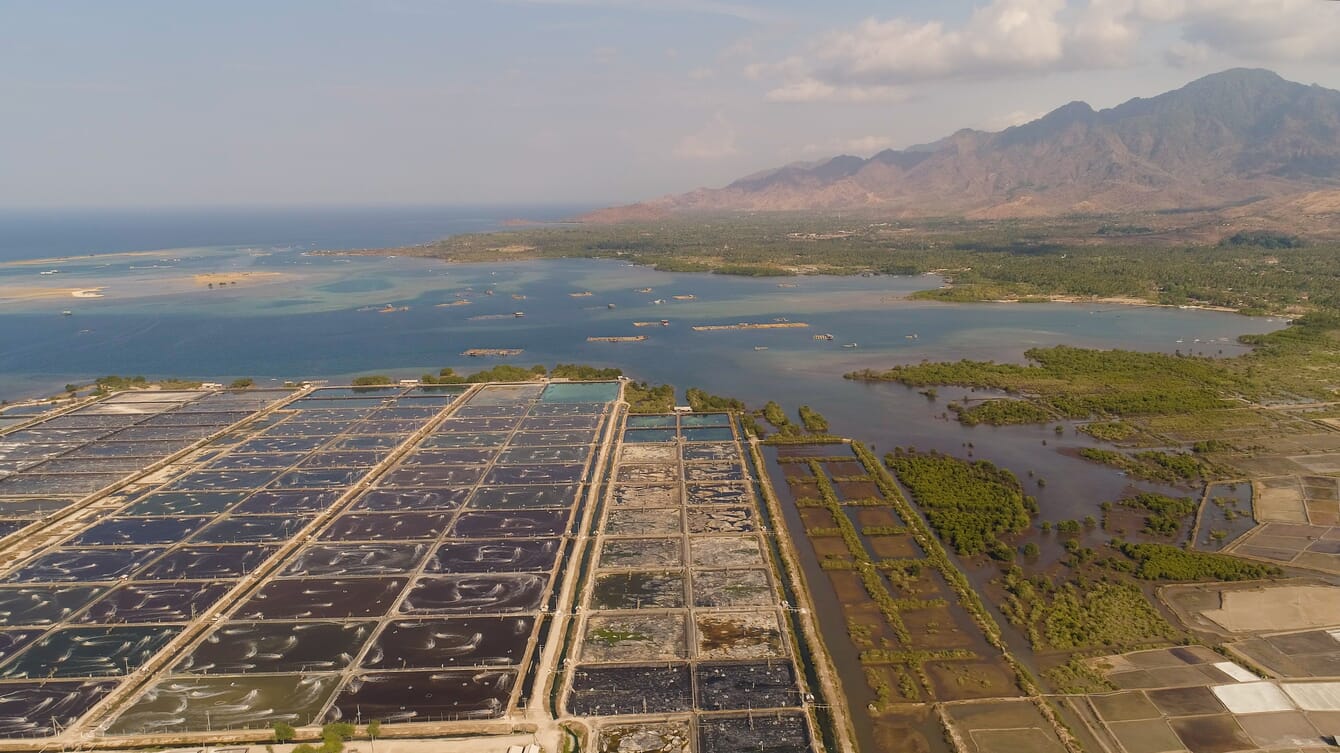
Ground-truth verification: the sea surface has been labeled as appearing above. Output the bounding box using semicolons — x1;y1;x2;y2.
0;205;589;262
0;206;1286;525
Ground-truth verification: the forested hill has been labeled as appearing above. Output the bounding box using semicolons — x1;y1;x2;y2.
586;69;1340;221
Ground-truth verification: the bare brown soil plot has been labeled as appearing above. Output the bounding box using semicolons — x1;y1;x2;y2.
812;536;853;559
901;605;976;650
835;480;880;500
828;570;868;603
1168;715;1254;753
868;535;922;559
871;706;941;753
848;603;905;651
1090;691;1161;722
1237;711;1325;749
799;507;837;528
1105;719;1185;753
925;659;1019;701
854;508;901;527
947;700;1066;753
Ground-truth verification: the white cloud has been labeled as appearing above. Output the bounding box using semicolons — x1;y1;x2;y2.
1177;0;1340;62
752;0;1340;102
673;113;738;159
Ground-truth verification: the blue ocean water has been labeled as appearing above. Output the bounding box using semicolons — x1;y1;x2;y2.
0;208;1288;526
0;205;590;262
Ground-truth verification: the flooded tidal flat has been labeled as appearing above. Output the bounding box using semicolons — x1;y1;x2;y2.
2;252;1282;524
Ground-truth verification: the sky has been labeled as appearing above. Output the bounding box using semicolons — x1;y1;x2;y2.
4;0;1340;208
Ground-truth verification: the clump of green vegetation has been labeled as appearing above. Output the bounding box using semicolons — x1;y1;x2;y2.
272;722;296;743
550;363;622;379
229;377;254;389
351;374;393;386
1119;493;1198;537
1220;230;1303;249
466;364;545;382
95;375;150;391
849;345;1241;418
422;364;550;384
685;387;745;412
884;450;1031;556
1112;541;1280;581
754;401;843;444
1001;569;1180;650
421;367;467;384
1192;439;1235;453
952;399;1053;426
798;405;829;432
762;400;798;434
625;381;674;413
1044;657;1117;693
741;413;765;438
1078;448;1212;484
1080;421;1136;442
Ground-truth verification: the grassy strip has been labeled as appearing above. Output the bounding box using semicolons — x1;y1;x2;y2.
808;461;911;645
860;648;976;664
763;434;847;446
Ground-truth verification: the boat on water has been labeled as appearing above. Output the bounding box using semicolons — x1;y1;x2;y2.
61;310;73;316
40;269;60;275
842;343;858;348
754;346;768;351
514;312;525;318
813;333;834;341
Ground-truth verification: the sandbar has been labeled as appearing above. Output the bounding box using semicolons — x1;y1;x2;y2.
192;272;284;286
0;286;105;301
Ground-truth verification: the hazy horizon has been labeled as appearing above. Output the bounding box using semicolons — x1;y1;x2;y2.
5;0;1340;209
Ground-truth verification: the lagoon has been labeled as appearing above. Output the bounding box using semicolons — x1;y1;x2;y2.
0;245;1283;528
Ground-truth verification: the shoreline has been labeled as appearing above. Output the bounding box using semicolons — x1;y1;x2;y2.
321;247;1292;320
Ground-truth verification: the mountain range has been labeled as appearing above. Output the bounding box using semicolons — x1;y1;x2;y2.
586;69;1340;221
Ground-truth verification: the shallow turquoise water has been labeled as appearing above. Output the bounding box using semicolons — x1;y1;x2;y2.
0;247;1286;521
540;382;620;404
